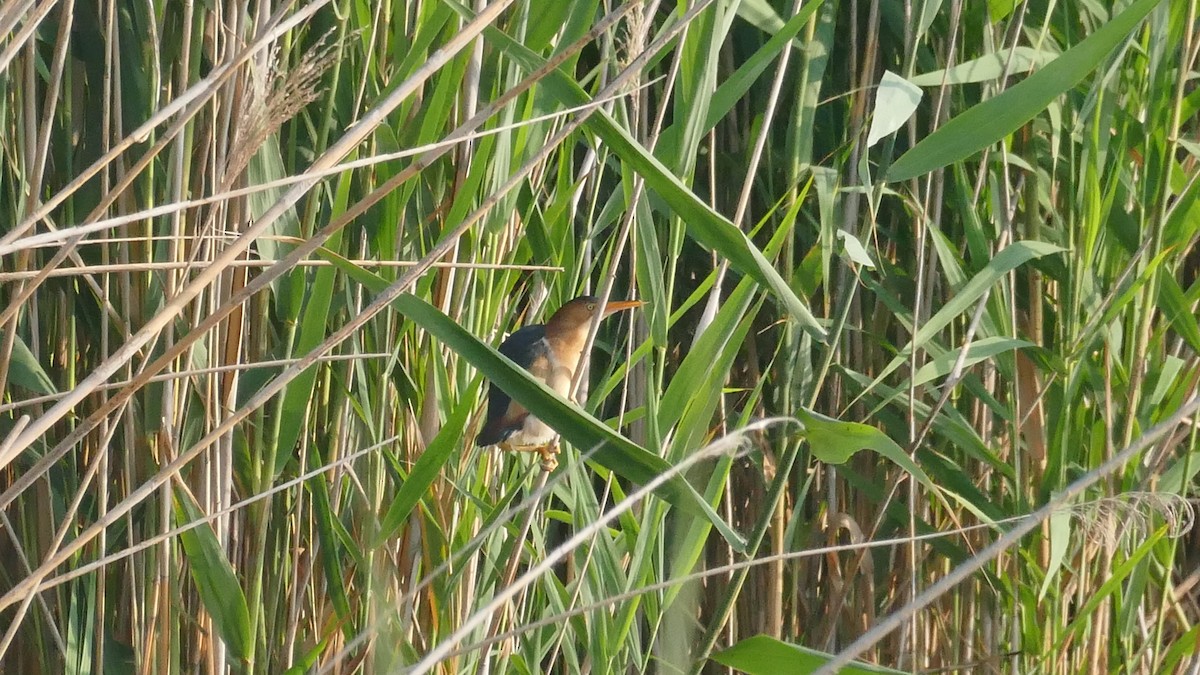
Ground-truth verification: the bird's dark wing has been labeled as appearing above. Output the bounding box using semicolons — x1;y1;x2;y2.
475;325;548;446
496;324;548;365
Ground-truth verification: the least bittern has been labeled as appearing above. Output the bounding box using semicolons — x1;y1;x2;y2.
475;295;643;470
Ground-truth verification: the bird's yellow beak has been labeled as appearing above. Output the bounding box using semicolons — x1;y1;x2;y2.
601;299;644;316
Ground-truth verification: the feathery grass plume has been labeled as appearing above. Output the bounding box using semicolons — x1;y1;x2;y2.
226;33;338;182
1068;491;1195;550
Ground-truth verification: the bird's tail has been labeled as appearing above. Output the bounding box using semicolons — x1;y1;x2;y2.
474;419;510;447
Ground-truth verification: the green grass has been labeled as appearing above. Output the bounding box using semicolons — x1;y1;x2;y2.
1;0;1198;672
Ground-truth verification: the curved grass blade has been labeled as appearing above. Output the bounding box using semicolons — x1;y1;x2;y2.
272;226;342;478
797;407;934;492
373;392;475;546
712;634;906;674
7;335;57;395
584;112;825;341
855;240;1064;403
887;0;1163;182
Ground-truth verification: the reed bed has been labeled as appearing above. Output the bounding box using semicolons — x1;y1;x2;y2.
1;0;1198;672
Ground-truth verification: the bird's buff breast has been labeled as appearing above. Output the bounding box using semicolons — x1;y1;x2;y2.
505;338;577;447
504;416;558;448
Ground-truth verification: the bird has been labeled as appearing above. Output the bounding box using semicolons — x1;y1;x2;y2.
475;295;644;471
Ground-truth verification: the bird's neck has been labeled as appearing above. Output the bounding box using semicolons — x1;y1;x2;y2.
545;325;591;374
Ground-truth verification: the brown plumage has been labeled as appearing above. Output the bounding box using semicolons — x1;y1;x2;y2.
475;295;643;468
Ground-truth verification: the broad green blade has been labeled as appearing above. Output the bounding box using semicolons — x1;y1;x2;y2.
173;488;251;662
911;337;1035;387
909;47;1058;86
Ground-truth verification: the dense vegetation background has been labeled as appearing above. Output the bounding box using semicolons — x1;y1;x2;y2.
1;0;1198;672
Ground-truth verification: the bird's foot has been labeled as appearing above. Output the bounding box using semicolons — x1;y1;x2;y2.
499;441;561;472
537;444;560;473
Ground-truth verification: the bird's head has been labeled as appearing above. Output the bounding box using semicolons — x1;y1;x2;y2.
546;295;643;336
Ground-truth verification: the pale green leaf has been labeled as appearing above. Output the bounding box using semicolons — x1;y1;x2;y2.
858;240;1064;401
1040;508;1072;601
837;229;876;269
909;47;1058;86
867;71;923;148
912;337;1035;387
374;394;474;545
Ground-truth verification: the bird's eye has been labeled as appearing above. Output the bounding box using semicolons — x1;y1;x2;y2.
587;302;596;311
